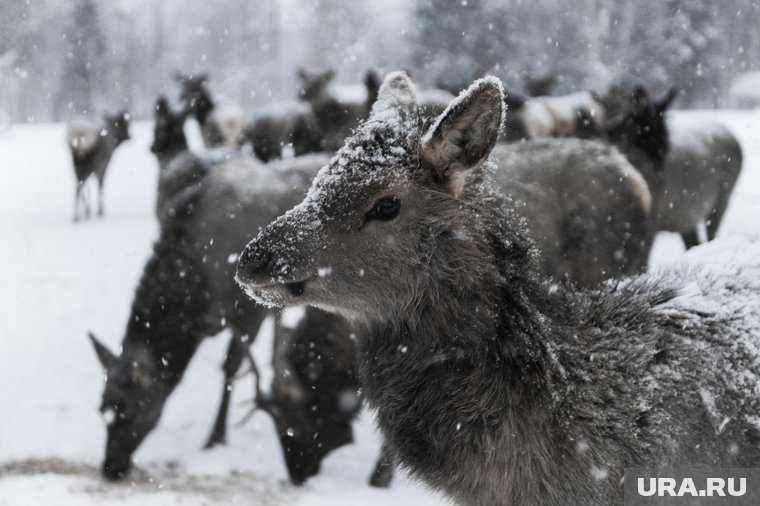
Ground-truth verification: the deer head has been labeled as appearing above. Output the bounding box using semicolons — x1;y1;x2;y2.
297;67;335;102
605;85;676;165
89;333;166;480
236;72;505;322
150;95;188;157
104;111;130;144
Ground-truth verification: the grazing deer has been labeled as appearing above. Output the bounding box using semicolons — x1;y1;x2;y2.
174;71;245;148
658;116;743;248
263;306;361;485
265;305;396;487
237;72;760;505
66;112;130;221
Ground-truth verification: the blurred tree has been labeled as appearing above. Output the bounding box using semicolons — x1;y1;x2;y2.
2;0;760;123
53;0;106;119
413;0;512;87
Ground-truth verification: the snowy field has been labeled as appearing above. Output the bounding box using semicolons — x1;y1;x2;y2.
0;110;758;505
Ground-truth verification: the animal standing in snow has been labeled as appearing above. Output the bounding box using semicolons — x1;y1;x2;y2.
174;71;245;148
658;116;742;248
66;111;130;221
598;85;740;249
237;72;760;505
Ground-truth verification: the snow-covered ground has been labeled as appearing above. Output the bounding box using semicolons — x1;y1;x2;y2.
0;110;758;505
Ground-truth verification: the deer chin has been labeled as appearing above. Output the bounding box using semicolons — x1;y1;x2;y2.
240;277;312;308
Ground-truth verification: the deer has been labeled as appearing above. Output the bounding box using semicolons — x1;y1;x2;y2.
296;68;380;152
66;111;130;221
597;85;741;249
150;96;188;170
601;87;742;249
442;82;653;287
265;305;397;487
236;71;760;506
174;71;245;148
658;115;743;248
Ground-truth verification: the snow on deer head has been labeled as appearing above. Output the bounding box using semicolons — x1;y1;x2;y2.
236;72;505;321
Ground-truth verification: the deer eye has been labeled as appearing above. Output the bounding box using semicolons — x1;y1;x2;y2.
367;196;400;222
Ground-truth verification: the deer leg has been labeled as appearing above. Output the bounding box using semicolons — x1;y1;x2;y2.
83;180;91;219
73;184;82;222
97;174;105;217
680;229;701;250
204;333;248;448
369;442;395;488
706;183;735;242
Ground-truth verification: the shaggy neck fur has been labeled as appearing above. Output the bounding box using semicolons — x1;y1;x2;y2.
356;173;572;504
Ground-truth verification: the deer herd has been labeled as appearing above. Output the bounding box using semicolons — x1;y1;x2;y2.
68;66;758;505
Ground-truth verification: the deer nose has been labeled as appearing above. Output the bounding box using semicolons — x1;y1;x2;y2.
236;246;273;285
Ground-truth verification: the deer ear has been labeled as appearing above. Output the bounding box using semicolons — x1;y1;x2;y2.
371;71;417;115
364;69;380;94
420;76;504;194
155;95;170;116
296;67;309;81
89;332;117;370
323;68;335;82
172;71;185;83
658;87;679;111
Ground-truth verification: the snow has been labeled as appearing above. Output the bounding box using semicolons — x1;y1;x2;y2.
0;109;758;504
331;84;368;104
